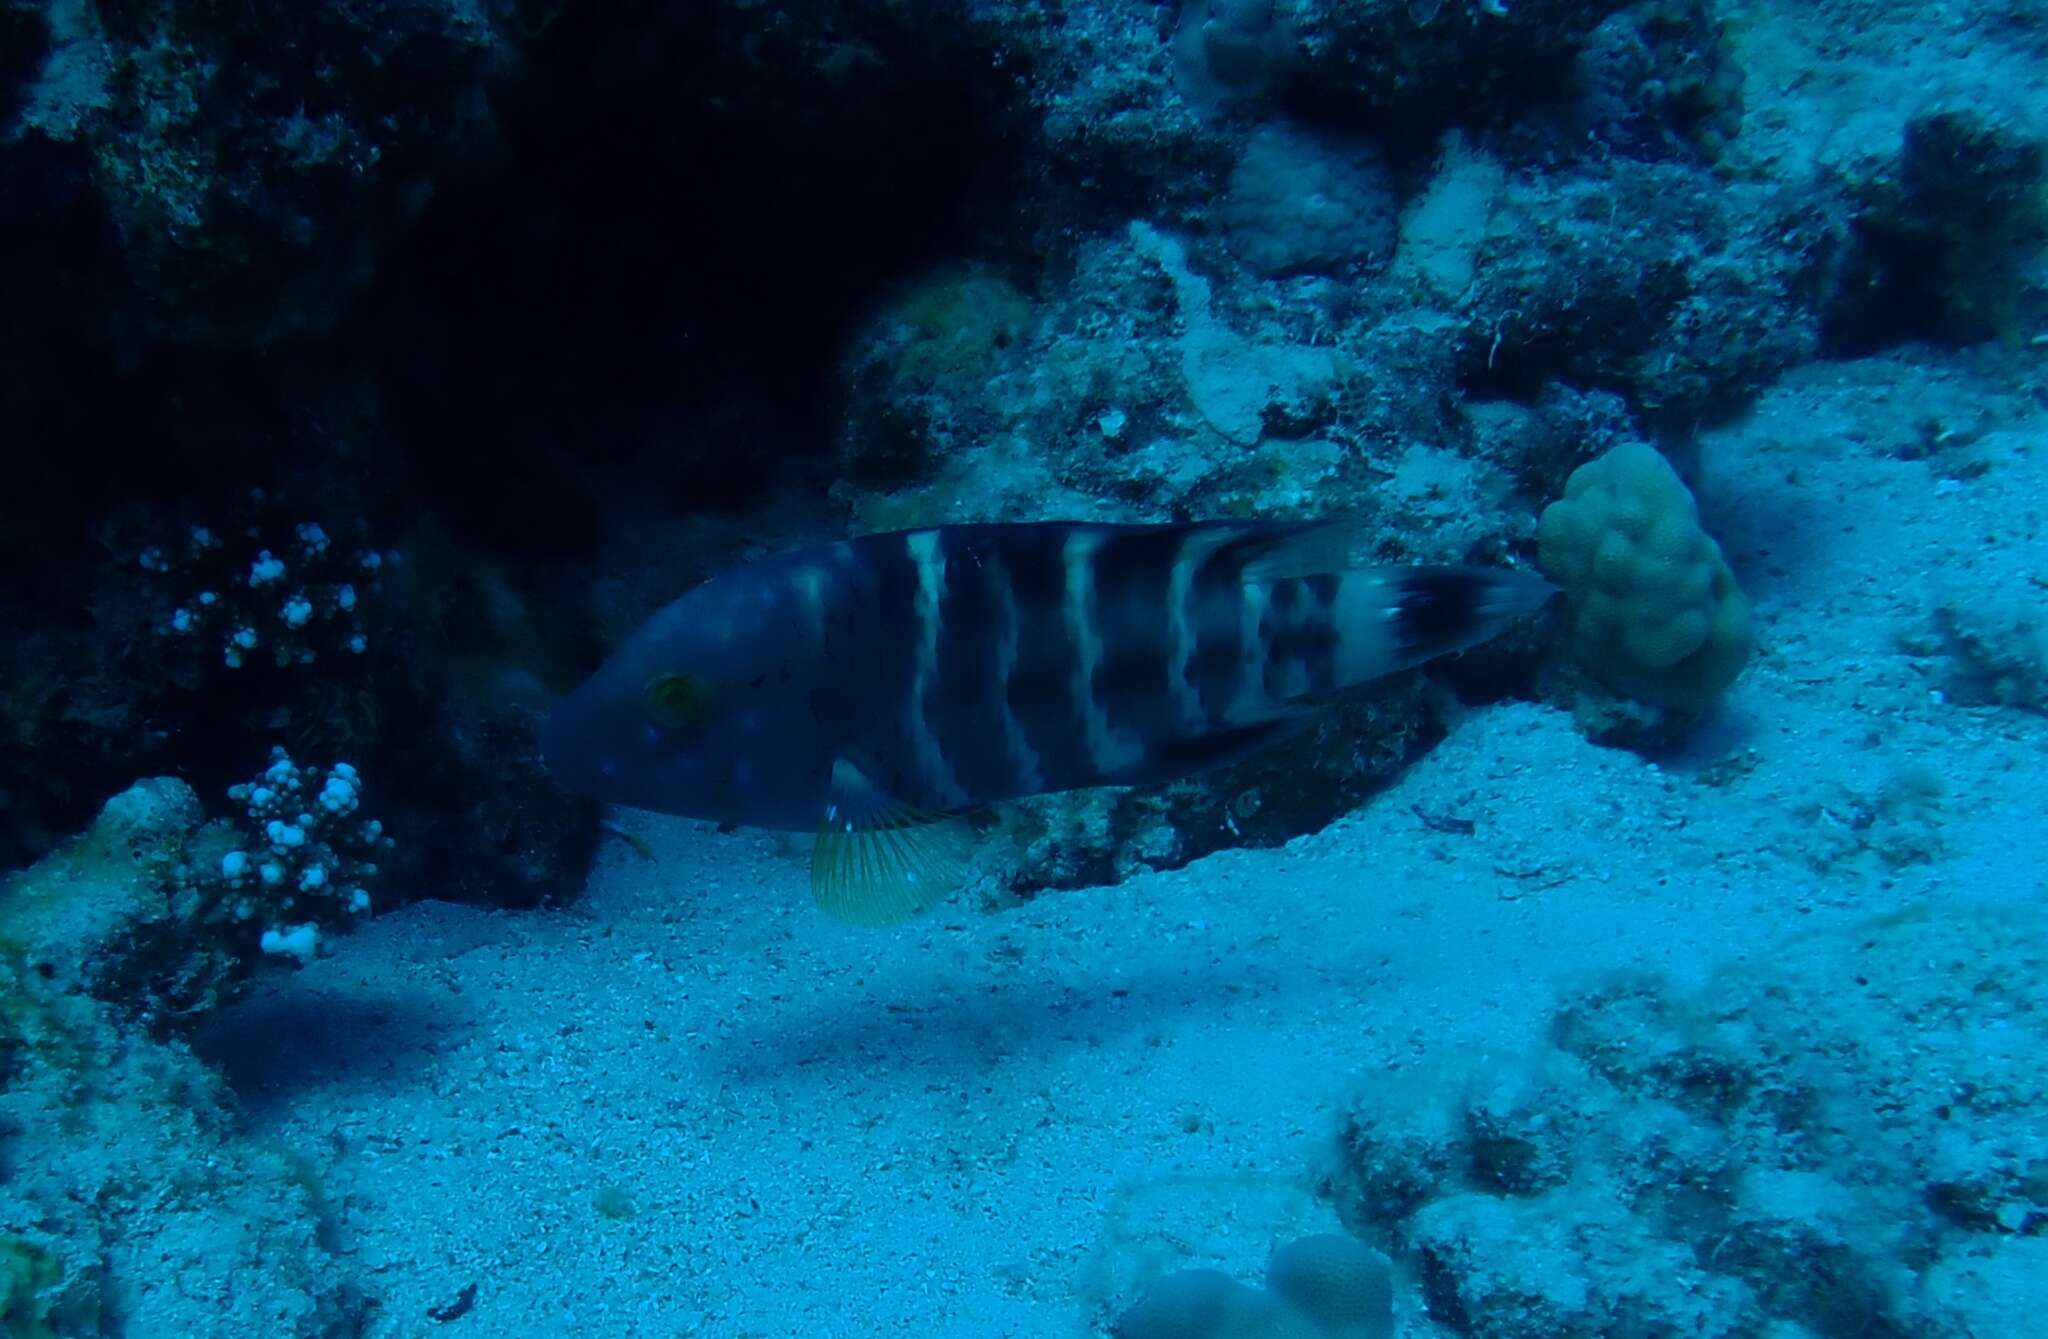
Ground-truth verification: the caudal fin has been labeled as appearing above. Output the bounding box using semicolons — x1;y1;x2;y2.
1382;565;1555;664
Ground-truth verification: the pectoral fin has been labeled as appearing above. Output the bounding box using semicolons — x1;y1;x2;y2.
811;757;973;926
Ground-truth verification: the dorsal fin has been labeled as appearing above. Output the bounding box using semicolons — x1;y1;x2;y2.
1222;520;1369;585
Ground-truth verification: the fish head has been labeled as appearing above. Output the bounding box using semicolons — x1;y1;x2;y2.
541;566;836;829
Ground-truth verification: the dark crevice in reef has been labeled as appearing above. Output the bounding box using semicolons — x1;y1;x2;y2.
362;1;1029;565
0;1;1030;878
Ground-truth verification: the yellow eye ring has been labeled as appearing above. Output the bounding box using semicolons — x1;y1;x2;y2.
642;673;712;731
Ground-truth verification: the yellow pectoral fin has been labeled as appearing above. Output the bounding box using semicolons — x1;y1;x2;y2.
811;758;973;926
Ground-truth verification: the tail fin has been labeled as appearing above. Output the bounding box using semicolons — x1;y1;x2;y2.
1382;565;1555;664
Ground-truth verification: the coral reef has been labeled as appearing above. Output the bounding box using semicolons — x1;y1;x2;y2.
193;748;391;964
140;516;382;671
0;0;2040;914
1930;593;2048;711
1453;161;1827;431
1173;0;1299;120
1291;0;1634;150
0;0;2041;1331
15;0;505;350
2;761;382;1030
1575;0;1745;161
1;782;360;1334
1;481;596;913
1218;123;1398;278
1319;904;2048;1339
836;265;1042;488
1826;107;2048;352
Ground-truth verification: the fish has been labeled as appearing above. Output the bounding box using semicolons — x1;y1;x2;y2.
541;520;1552;924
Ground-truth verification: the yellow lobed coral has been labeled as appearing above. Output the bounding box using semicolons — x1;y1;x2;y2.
1538;442;1752;712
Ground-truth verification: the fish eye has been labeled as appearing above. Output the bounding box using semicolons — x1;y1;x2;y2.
642;673;713;732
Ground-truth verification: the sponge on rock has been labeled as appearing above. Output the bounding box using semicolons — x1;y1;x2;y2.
1114;1269;1323;1339
1538;442;1752;712
1115;1236;1394;1339
1267;1234;1394;1339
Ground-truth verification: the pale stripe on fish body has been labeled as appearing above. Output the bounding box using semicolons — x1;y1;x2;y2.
542;519;1553;925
